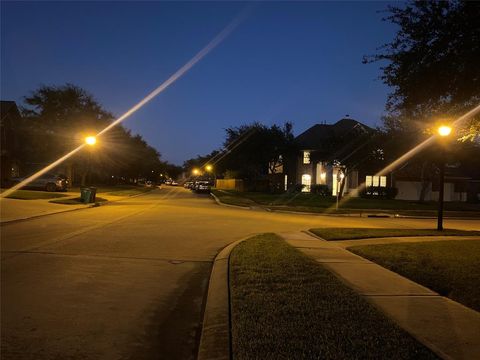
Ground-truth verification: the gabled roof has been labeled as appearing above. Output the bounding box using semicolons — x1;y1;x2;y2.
296;118;372;150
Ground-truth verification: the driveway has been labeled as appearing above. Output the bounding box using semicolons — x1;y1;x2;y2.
1;187;479;359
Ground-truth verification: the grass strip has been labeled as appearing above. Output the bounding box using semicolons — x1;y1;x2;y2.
2;189;68;200
349;240;480;312
213;190;480;211
230;234;437;359
309;228;480;240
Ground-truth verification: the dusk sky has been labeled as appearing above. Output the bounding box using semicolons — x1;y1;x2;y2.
1;1;399;165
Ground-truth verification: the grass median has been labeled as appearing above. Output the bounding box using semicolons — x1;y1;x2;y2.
0;189;68;200
213;189;480;215
229;234;437;359
349;240;480;312
309;228;480;240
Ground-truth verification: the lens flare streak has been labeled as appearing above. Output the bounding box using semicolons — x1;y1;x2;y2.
0;12;247;199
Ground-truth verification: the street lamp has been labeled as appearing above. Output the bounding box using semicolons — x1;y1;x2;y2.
437;125;452;231
192;168;200;176
85;136;97;146
205;164;216;186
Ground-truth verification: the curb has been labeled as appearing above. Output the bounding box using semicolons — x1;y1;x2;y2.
210;194;480;219
197;237;250;360
210;192;251;210
0;188;155;226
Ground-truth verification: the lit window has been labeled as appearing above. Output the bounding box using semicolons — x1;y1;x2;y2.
301;174;311;192
303;151;310;164
366;175;387;187
365;176;372;187
380;176;387;187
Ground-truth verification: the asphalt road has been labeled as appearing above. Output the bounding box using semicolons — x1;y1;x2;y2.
2;187;479;359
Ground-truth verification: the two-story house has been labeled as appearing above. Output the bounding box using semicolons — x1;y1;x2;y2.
285;117;385;195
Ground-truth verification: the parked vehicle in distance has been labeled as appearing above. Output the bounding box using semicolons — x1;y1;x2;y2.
183;181;194;189
171;180;178;186
165;179;172;185
193;180;212;193
12;173;69;192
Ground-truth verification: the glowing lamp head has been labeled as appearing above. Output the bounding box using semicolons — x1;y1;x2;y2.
85;136;97;146
192;168;200;175
438;126;452;137
205;165;213;172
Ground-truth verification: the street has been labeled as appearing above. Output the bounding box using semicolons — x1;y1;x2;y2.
1;187;479;360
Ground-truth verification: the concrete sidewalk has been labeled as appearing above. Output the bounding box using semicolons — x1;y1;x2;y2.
0;197;89;223
279;231;480;360
0;191;149;224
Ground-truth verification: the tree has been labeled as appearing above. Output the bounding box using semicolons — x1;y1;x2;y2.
364;0;480;140
220;122;295;181
20;84;165;185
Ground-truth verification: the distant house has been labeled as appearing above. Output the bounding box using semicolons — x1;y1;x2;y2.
283;118;386;195
1;101;22;186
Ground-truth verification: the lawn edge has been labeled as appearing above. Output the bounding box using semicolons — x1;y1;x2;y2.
210;191;251;210
197;235;254;360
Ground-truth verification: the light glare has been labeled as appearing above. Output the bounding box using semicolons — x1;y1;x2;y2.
85;136;97;145
438;125;452;137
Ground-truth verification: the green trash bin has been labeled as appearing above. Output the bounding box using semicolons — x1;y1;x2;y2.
80;187;91;203
89;187;97;203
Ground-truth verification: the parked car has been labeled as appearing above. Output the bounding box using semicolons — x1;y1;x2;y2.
165;179;172;185
12;173;69;192
183;181;194;189
193;180;212;193
171;180;178;186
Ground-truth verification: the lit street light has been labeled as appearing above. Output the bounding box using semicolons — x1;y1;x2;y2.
437;125;452;231
85;136;97;146
192;168;200;176
205;164;216;186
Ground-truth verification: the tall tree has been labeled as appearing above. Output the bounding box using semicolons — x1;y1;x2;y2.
220;122;295;181
20;84;165;185
364;0;480;140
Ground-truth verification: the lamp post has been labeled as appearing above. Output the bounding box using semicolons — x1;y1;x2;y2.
336;169;345;211
437;125;452;231
205;164;216;186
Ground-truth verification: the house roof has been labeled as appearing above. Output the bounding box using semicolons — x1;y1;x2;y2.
1;101;21;121
296;118;372;150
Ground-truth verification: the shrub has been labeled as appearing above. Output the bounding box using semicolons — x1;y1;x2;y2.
310;184;330;196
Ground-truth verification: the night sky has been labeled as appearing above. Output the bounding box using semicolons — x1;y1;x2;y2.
1;1;398;165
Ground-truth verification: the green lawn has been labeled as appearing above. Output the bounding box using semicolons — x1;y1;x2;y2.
309;228;480;240
230;234;437;359
1;189;68;200
349;240;480;312
212;189;480;214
